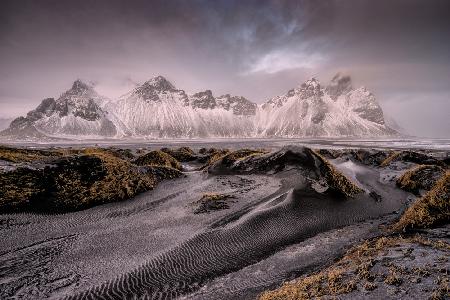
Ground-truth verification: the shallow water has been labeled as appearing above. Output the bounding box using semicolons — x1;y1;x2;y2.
3;137;450;151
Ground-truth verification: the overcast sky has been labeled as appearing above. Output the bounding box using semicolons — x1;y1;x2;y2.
1;0;449;137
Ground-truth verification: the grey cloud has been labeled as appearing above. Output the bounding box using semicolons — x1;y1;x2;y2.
0;0;449;137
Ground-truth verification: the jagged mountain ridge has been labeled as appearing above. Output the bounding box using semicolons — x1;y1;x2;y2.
108;76;256;137
256;73;394;137
2;80;123;138
2;73;397;139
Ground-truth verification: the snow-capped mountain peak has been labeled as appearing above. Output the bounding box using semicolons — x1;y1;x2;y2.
126;76;181;103
297;77;323;99
2;72;399;139
69;79;94;95
2;81;120;138
215;94;257;115
189;90;216;109
257;73;396;137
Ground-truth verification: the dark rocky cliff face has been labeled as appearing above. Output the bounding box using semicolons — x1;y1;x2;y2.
190;90;217;109
132;76;179;102
216;94;257;116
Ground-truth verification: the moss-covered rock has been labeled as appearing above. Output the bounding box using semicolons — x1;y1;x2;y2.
221;149;267;167
316;149;346;159
161;147;196;162
134;150;182;170
198;148;231;169
208;146;363;198
380;151;445;168
145;165;184;181
0;146;62;163
0;151;159;213
310;150;364;198
396;165;445;195
351;149;393;166
76;147;136;160
393;171;449;231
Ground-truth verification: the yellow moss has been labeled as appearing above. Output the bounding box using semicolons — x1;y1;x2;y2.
81;147;134;160
0;150;159;212
86;151;156;206
134;150;182;170
393;171;450;231
0;146;63;162
161;147;196;161
0;169;46;209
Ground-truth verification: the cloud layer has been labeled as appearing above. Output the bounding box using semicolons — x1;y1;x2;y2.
1;0;449;137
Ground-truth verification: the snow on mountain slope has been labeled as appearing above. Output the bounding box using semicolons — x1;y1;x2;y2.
256;74;396;137
2;80;124;138
109;76;255;137
2;73;397;139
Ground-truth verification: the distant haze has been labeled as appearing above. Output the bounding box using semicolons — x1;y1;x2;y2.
1;0;449;138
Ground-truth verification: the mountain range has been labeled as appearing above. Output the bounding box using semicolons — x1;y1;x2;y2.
1;73;397;139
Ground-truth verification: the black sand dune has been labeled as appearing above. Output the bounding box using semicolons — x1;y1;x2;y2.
0;145;446;299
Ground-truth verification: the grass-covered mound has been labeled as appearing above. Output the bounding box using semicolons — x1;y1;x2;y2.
207;146;363;198
0;146;63;162
393;171;449;231
145;165;183;181
134;150;182;170
351;149;394;166
317;149;393;166
198;148;231;169
380;150;445;168
0;148;183;213
396;165;445;195
220;149;267;167
259;234;449;300
161;147;197;162
310;150;364;198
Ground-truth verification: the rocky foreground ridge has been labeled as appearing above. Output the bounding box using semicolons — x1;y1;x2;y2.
0;145;448;299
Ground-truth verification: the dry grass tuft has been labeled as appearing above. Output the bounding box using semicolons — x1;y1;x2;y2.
430;276;449;300
310;150;364;197
259;234;449;300
221;149;267;166
396;164;445;195
380;151;402;167
193;193;236;213
259;266;356;300
380;150;445;168
393;171;449;231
